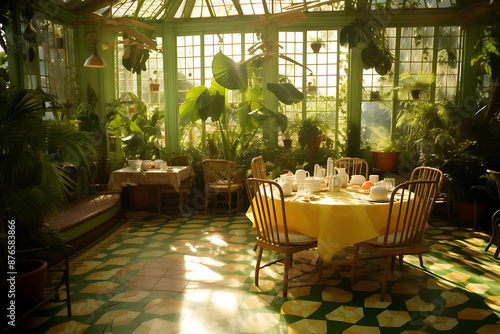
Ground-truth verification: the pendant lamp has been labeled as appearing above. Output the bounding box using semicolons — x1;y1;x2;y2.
84;42;106;68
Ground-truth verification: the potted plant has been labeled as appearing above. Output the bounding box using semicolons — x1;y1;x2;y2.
398;72;436;100
297;117;327;170
179;51;299;162
207;134;218;155
149;70;160;91
282;131;293;148
310;38;323;53
369;131;401;171
0;87;93;310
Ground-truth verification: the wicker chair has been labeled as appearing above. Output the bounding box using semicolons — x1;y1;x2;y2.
246;178;323;298
202;159;243;216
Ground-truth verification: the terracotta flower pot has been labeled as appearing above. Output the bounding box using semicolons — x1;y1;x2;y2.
372;151;400;171
1;260;47;311
150;83;160;91
310;42;322;53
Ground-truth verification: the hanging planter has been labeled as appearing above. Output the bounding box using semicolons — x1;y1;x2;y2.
310;41;323;53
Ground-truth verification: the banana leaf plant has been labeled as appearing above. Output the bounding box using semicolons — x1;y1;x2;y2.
107;93;164;161
179;51;304;162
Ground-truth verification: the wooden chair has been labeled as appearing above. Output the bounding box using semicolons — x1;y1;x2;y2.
246;178;323;298
335;158;369;179
157;155;194;213
350;180;439;301
410;166;444;265
485;169;500;259
202;159;243;215
251;156;267;179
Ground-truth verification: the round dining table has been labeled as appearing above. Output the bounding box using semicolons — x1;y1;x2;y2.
246;188;408;262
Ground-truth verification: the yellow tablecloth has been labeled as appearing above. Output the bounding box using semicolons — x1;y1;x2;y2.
108;166;194;193
246;189;405;261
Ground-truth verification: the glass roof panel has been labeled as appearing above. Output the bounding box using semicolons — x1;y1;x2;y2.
86;0;457;21
240;0;266;15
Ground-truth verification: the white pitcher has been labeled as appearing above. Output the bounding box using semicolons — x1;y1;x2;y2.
295;169;309;183
335;167;349;187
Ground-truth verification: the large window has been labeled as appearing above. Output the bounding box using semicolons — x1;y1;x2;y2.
22;16;78;108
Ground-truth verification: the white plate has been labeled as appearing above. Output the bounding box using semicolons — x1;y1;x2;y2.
301;195;317;202
368;198;399;203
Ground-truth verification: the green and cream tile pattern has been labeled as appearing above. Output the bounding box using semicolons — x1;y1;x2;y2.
26;212;500;333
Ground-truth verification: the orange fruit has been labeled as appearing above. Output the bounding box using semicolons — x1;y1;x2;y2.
361;181;375;190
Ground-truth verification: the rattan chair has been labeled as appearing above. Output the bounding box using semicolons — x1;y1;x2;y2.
246;178;323;298
485;169;500;259
202;159;243;215
335;158;369;179
350;180;439;301
251;156;267;179
157;155;194;213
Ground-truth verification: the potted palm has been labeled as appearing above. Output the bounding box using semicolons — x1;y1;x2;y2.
0;87;93;310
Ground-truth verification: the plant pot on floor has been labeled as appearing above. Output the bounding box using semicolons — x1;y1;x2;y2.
457;200;487;228
2;260;47;312
372;151;400;171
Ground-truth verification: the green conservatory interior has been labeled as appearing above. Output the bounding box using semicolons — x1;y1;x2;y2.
2;0;500;333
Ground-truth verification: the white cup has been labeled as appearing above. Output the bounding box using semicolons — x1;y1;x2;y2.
370;185;388;201
369;175;379;183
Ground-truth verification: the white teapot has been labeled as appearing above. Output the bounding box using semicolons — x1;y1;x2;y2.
295;169;309;183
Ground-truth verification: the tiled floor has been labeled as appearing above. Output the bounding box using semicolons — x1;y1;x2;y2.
21;211;500;333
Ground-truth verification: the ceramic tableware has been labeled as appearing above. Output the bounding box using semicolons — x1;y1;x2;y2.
295;169;309;183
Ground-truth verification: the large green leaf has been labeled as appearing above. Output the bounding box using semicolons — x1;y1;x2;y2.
267;83;304;105
212;51;248;91
179;86;208;124
196;89;215;121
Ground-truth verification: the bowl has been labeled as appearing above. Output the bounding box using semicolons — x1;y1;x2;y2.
369;185;388;201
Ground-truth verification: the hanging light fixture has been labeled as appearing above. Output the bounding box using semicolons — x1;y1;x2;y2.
84;42;106;68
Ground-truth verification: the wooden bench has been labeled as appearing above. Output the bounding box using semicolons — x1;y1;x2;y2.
45;192;123;255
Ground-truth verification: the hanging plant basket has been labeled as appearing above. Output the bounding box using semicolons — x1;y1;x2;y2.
310;42;322;53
